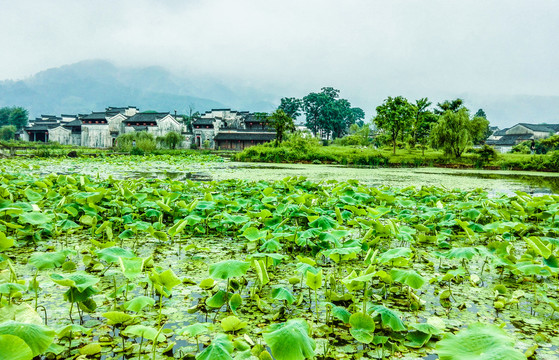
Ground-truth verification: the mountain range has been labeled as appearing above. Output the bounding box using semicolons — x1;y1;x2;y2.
0;59;558;129
0;60;277;118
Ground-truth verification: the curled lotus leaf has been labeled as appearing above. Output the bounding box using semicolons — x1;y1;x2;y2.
209;260;250;280
263;319;315;360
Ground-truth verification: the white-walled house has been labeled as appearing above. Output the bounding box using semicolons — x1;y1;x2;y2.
486;123;559;153
23;106;275;150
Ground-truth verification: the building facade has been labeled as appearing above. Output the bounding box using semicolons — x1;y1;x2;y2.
22;106;275;150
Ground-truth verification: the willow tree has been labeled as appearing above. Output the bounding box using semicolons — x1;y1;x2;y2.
430;108;489;158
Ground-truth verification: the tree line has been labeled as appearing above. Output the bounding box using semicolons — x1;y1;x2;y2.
265;89;489;158
0;106;28;140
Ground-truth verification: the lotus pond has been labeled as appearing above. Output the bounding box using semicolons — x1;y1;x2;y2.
0;154;558;360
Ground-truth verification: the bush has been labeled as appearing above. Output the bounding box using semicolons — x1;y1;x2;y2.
116;131;156;153
475;145;498;162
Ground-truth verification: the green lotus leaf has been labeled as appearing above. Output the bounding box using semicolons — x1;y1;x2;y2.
221;315;247;332
0;334;34;360
390;268;426;289
102;311;134;325
196;333;233;360
305;269;322;290
57;219;80;231
206;290;228;308
119;257;144;281
28;251;68;270
308;215;338;231
209;260;250;280
96;246;135;263
0;321;55;357
0;282;26;295
349;312;375;344
50;272;99;292
525;236;551;259
243;227;267;242
0;304;43;325
229;293;243;315
370;305;406;331
122;325;165;342
445;247;478;260
179;323;209;338
330;305;351;324
57;324;91;339
436;323;526;360
123;296;155;313
24;188;43;202
377;247;412;265
156;268;181;289
263;319;315;360
272;287;295;305
0;231;14;251
79;343;102;356
19;212;53;226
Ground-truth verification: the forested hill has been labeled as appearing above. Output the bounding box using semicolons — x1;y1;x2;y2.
0;60;276;117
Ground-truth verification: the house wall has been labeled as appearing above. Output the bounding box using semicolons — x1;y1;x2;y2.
193;129;215;148
49;127;71;145
81;125;112;148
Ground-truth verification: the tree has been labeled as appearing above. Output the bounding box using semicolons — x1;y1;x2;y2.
268;109;295;146
474;108;487;119
0;106;28;130
302;87;362;139
430;107;489;157
373;96;415;154
0;125;16;141
434;98;464;115
411;98;438;155
161;131;184;149
278;98;303;120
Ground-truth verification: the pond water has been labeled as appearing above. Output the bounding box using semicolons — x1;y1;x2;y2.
18;158;559;195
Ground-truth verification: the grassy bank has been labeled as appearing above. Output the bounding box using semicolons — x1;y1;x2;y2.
236;142;559;172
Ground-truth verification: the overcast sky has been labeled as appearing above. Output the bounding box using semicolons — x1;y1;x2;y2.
1;0;559;115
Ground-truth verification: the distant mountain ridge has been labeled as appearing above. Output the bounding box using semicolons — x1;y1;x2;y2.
0;60;276;118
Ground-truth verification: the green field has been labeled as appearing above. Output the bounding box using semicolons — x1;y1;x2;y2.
0;155;558;359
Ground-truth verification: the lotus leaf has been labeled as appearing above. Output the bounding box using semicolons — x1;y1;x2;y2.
263;319;315;360
0;231;14;250
0;304;43;324
179;323;209;338
209;260;250;280
436;323;526;360
390;268;426;289
207;290;228;308
29;250;72;270
50;273;99;292
96;246;135;263
103;311;134;325
349;312;375;344
119;256;144;281
123;296;155;312
19;212;53;226
229;293;243;314
122;325;165;342
0;334;34;360
370;305;406;331
221;315;247;332
305;269;322;290
0;321;54;357
196;333;234;360
272;287;295;305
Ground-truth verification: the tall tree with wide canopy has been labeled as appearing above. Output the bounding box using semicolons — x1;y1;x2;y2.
278;97;303;120
430;107;489;157
0;106;28;130
302;87;362;140
412;98;438;155
373;96;415;154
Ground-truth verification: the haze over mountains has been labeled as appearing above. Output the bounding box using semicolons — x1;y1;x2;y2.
0;60;277;118
0;59;558;129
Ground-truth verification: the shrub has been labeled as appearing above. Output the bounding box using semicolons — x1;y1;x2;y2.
117;131;156;153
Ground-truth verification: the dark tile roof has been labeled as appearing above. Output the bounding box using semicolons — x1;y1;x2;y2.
517;123;559;133
125;112;169;124
80;112;108;120
25;125;57;131
494;128;508;136
214;131;276;141
492;134;533;146
192;118;214;126
64;119;83;127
